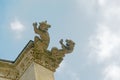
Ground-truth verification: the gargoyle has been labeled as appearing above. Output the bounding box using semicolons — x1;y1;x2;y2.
51;39;75;61
33;21;51;53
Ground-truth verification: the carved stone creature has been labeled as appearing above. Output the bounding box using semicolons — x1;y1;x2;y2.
32;21;75;69
59;39;75;53
51;39;75;63
33;21;51;53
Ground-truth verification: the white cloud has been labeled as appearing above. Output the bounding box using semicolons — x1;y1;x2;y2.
89;0;120;62
10;18;25;39
89;0;120;79
98;0;120;21
103;64;120;80
89;25;120;62
98;0;107;6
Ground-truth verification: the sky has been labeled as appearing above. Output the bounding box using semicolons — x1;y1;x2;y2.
0;0;120;80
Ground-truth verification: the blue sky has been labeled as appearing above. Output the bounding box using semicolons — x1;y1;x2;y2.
1;0;120;80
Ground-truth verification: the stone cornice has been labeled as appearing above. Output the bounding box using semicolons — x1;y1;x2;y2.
0;40;34;80
14;40;34;66
0;40;64;80
0;60;18;80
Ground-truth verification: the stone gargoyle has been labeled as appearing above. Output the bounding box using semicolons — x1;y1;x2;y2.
33;21;75;63
33;21;51;53
51;39;75;61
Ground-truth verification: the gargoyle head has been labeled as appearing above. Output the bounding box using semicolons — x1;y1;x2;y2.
39;21;51;32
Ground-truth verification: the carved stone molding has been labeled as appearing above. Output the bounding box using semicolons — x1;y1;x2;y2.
0;41;34;80
0;61;19;80
32;49;63;72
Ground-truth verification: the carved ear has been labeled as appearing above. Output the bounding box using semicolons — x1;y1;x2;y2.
39;20;47;24
45;20;47;23
66;39;69;42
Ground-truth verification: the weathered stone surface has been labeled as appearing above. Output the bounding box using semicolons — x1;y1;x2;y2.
19;62;35;80
34;62;54;80
0;78;11;80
